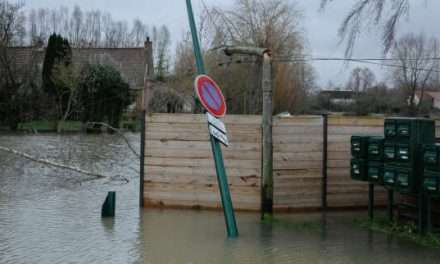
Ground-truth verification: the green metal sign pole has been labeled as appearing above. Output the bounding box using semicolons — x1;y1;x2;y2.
185;0;238;238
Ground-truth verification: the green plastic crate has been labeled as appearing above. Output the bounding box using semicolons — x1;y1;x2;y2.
423;170;439;194
383;165;396;188
384;142;397;162
396;143;410;163
395;166;413;193
423;144;440;170
384;164;415;192
351;136;370;159
383;118;435;194
368;137;384;161
351;159;368;182
384;121;397;138
368;161;383;185
384;118;435;144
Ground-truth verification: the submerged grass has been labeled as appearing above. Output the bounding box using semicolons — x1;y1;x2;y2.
355;217;440;249
16;120;140;133
18;121;82;132
262;214;321;232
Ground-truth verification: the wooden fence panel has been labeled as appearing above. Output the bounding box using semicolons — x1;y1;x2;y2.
273;116;324;210
327;116;387;208
144;114;262;211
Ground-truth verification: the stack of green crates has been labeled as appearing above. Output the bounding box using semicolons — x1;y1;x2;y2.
367;137;385;184
423;144;440;195
351;136;385;183
382;118;435;193
351;118;435;194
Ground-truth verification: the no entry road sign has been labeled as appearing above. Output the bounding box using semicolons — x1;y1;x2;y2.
195;75;227;118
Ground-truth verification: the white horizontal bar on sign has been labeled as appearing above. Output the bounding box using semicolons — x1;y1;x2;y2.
209;125;229;147
207;113;227;134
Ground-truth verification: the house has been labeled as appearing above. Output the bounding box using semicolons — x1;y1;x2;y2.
414;91;440;110
319;90;358;106
7;40;152;112
319;90;358;105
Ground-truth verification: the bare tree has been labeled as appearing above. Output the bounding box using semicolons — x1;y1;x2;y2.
26;5;155;48
59;6;70;40
90;11;102;47
0;0;28;129
208;0;302;56
203;0;312;114
131;19;148;47
51;64;79;132
49;8;59;34
37;8;50;43
391;33;439;115
71;5;84;47
346;67;376;92
114;21;129;48
321;0;412;57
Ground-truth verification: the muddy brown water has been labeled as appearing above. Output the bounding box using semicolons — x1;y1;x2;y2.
1;134;440;264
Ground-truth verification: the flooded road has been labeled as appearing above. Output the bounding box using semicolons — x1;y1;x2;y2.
1;134;440;264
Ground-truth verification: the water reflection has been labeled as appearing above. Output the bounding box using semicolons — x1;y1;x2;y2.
101;218;115;235
1;134;440;263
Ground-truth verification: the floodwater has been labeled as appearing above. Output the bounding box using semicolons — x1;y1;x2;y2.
1;134;440;264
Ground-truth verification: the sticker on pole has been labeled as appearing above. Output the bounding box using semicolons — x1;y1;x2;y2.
195;75;227;118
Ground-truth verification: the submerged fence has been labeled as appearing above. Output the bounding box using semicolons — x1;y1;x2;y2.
142;113;394;211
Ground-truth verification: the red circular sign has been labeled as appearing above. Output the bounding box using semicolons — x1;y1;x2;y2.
194;75;227;118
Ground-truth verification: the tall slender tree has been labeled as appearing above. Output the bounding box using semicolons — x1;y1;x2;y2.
42;33;73;131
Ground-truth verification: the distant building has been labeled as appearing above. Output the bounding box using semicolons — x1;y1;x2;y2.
414;91;440;110
319;90;358;106
7;41;152;112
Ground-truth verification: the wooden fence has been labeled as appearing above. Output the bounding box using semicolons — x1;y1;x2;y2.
327;116;387;208
143;113;390;211
273;116;324;210
144;114;262;210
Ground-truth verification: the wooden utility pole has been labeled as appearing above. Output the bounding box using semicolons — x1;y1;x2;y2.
261;52;273;217
223;46;273;218
140;38;154;208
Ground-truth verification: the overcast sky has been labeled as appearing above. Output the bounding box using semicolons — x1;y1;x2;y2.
23;0;440;88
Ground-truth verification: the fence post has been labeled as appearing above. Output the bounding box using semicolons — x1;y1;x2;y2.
221;46;272;218
387;189;394;221
322;114;328;210
140;38;154;208
139;111;146;208
261;53;273;218
368;184;375;220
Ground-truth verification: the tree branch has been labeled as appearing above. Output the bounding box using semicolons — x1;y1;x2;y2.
86;122;140;159
0;145;129;183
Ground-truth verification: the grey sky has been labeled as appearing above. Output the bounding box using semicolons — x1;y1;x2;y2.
23;0;440;88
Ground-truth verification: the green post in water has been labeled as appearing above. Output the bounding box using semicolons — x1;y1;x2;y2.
185;0;238;238
102;191;116;218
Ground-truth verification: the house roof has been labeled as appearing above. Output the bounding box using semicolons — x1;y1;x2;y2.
7;46;149;91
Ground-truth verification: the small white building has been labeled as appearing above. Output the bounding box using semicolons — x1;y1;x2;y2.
414;91;440;110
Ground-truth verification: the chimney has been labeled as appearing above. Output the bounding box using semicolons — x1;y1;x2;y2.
142;37;154;112
144;37;152;49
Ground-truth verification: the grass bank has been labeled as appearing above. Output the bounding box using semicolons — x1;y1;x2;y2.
262;214;321;232
18;121;82;132
355;217;440;248
15;120;140;133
